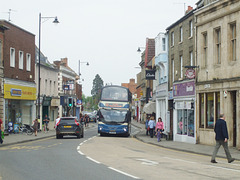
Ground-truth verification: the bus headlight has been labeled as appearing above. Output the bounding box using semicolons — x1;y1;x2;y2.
123;127;127;132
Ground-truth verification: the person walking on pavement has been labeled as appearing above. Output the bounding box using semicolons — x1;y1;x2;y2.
32;118;38;136
155;117;164;142
0;118;4;144
54;115;60;129
145;116;150;136
43;115;50;133
211;113;235;163
148;116;156;138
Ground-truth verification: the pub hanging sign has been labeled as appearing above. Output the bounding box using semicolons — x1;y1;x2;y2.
145;70;156;80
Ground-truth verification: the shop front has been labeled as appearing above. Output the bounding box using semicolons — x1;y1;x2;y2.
4;83;36;132
156;83;168;133
173;80;196;144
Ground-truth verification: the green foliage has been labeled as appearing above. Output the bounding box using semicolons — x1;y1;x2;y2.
81;74;103;111
91;74;103;96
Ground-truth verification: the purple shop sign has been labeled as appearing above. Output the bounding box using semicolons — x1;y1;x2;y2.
173;80;195;97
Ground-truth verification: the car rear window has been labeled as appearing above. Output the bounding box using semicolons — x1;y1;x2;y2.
59;118;76;124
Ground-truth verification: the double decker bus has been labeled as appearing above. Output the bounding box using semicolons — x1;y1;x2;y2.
97;85;132;137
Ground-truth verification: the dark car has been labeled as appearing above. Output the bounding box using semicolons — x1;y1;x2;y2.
56;117;84;139
89;114;97;123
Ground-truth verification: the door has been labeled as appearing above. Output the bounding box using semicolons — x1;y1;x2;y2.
231;91;236;147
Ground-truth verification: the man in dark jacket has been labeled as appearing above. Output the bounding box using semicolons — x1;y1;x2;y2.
211;114;235;163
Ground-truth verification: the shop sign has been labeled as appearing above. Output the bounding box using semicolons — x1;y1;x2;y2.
173;80;195;97
175;101;192;110
10;89;22;96
185;69;195;79
51;98;60;106
63;85;70;90
4;84;36;100
67;80;74;84
145;70;155;80
168;91;173;100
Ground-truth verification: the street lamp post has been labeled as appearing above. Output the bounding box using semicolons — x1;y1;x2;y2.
78;60;89;77
37;13;59;120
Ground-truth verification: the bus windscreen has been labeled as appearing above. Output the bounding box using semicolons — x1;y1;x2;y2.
99;109;127;123
101;87;128;101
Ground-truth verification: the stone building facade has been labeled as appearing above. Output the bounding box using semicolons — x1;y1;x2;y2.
167;6;196;143
195;0;240;148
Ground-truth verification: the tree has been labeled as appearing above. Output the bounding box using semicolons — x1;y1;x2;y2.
91;74;103;96
91;74;103;109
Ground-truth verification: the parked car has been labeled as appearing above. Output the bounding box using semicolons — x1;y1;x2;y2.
56;117;84;139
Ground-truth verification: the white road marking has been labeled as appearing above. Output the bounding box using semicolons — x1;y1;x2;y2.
108;167;140;179
86;156;101;164
78;150;84;155
136;158;159;166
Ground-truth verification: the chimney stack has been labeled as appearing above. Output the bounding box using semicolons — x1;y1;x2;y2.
186;6;193;14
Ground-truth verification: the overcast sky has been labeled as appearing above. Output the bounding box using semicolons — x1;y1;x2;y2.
1;0;197;96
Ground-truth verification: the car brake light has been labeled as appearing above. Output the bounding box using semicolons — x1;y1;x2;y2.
75;119;79;126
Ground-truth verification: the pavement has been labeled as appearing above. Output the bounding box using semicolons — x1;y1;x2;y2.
1;120;240;162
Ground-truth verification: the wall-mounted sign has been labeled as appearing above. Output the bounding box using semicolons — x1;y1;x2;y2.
67;80;74;84
185;68;195;79
145;70;156;80
4;84;36;100
63;85;69;90
10;89;22;96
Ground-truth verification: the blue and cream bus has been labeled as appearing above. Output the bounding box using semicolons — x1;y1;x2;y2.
97;85;132;137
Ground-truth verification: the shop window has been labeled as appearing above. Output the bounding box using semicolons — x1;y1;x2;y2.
199;93;204;128
177;109;194;136
206;93;214;128
177;110;183;134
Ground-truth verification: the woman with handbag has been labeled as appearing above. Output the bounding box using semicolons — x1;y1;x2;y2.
155;117;164;141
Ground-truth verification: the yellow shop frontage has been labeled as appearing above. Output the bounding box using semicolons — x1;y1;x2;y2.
4;82;36;131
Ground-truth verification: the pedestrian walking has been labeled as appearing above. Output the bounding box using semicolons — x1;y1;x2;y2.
54;115;60;129
155;117;164;141
43;115;50;133
145;116;150;136
32;118;38;136
83;114;87;127
211;114;235;163
148;116;156;138
0;118;4;144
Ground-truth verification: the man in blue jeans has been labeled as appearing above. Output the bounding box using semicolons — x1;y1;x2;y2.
211;114;235;163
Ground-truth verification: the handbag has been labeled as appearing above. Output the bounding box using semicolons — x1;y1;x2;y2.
147;127;150;131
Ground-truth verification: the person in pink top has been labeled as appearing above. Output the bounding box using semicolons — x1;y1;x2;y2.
155;117;164;142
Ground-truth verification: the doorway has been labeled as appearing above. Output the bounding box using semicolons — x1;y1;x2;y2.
230;91;236;147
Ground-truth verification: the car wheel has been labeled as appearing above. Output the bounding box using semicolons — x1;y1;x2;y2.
76;134;81;138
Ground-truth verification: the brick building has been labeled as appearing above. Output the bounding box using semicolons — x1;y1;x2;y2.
0;20;36;129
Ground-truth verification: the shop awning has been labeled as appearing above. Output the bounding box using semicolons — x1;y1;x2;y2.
143;101;156;114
